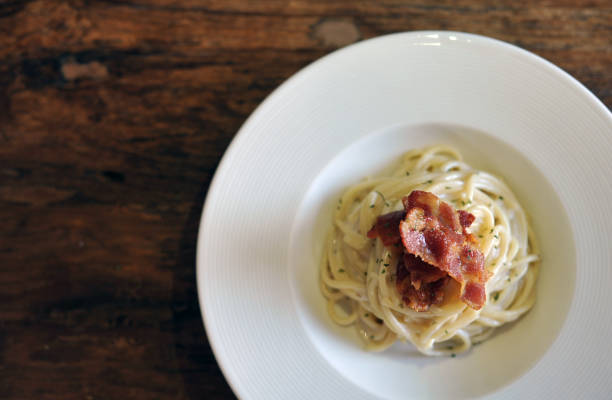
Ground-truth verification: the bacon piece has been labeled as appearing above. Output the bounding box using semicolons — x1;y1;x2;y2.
399;191;489;310
462;281;486;310
402;253;447;290
367;191;489;311
366;210;406;246
396;254;448;311
458;210;475;229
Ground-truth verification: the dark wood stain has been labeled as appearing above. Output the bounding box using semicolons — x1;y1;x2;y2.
0;0;610;398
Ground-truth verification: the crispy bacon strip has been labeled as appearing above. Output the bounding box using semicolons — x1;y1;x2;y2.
366;210;406;246
367;190;489;311
396;254;449;311
399;191;488;310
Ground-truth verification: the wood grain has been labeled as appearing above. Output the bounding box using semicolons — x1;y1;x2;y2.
0;1;610;398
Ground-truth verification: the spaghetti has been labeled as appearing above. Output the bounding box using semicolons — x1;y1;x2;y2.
320;145;539;355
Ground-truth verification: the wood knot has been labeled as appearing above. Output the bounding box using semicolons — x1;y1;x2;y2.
61;60;108;81
311;18;360;48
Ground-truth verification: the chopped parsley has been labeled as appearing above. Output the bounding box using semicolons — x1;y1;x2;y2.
478;234;483;238
338;268;345;273
381;269;386;274
490;228;494;234
369;204;375;208
427;180;432;184
451;353;456;358
364;272;368;276
445;329;448;334
494;292;500;301
445;186;451;189
406;172;410;176
364;313;369;317
494;234;499;239
499;195;504;200
383;263;389;267
375;190;390;206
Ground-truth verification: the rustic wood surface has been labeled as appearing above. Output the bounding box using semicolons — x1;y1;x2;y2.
0;0;610;398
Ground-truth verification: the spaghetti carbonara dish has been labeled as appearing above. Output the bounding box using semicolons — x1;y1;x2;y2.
320;145;539;356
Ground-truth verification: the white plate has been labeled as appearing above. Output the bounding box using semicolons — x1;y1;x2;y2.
197;31;612;399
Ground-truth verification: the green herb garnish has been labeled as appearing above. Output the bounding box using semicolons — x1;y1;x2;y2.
375;190;390;206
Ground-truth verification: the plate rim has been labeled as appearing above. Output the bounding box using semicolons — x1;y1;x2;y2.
196;30;612;399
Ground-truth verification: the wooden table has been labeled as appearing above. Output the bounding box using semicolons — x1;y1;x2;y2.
0;1;609;398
